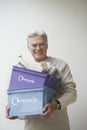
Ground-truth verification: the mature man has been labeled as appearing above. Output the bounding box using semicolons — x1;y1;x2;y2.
6;31;77;130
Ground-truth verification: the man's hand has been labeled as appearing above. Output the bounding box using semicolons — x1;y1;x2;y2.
6;105;18;120
41;101;57;118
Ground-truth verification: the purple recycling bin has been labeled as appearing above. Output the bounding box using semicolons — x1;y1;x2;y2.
8;66;59;90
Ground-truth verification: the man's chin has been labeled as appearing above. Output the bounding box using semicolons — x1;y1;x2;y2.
34;57;42;62
34;55;47;62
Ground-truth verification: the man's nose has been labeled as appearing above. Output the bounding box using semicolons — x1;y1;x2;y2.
36;45;41;49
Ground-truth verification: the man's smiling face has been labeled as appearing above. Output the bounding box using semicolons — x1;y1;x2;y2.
27;36;48;62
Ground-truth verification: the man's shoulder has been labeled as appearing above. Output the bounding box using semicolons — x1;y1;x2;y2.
48;56;67;65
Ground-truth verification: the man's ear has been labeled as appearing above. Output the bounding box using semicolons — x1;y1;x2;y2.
46;43;48;49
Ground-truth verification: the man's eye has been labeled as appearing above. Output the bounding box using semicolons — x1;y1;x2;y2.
40;44;44;46
32;45;37;47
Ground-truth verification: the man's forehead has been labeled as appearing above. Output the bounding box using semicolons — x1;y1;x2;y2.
29;36;44;44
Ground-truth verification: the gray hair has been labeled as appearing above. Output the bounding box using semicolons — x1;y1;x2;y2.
27;31;48;44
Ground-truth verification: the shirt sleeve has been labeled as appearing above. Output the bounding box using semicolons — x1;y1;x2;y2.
57;62;77;110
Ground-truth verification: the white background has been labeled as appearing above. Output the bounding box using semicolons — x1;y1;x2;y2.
0;0;87;130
